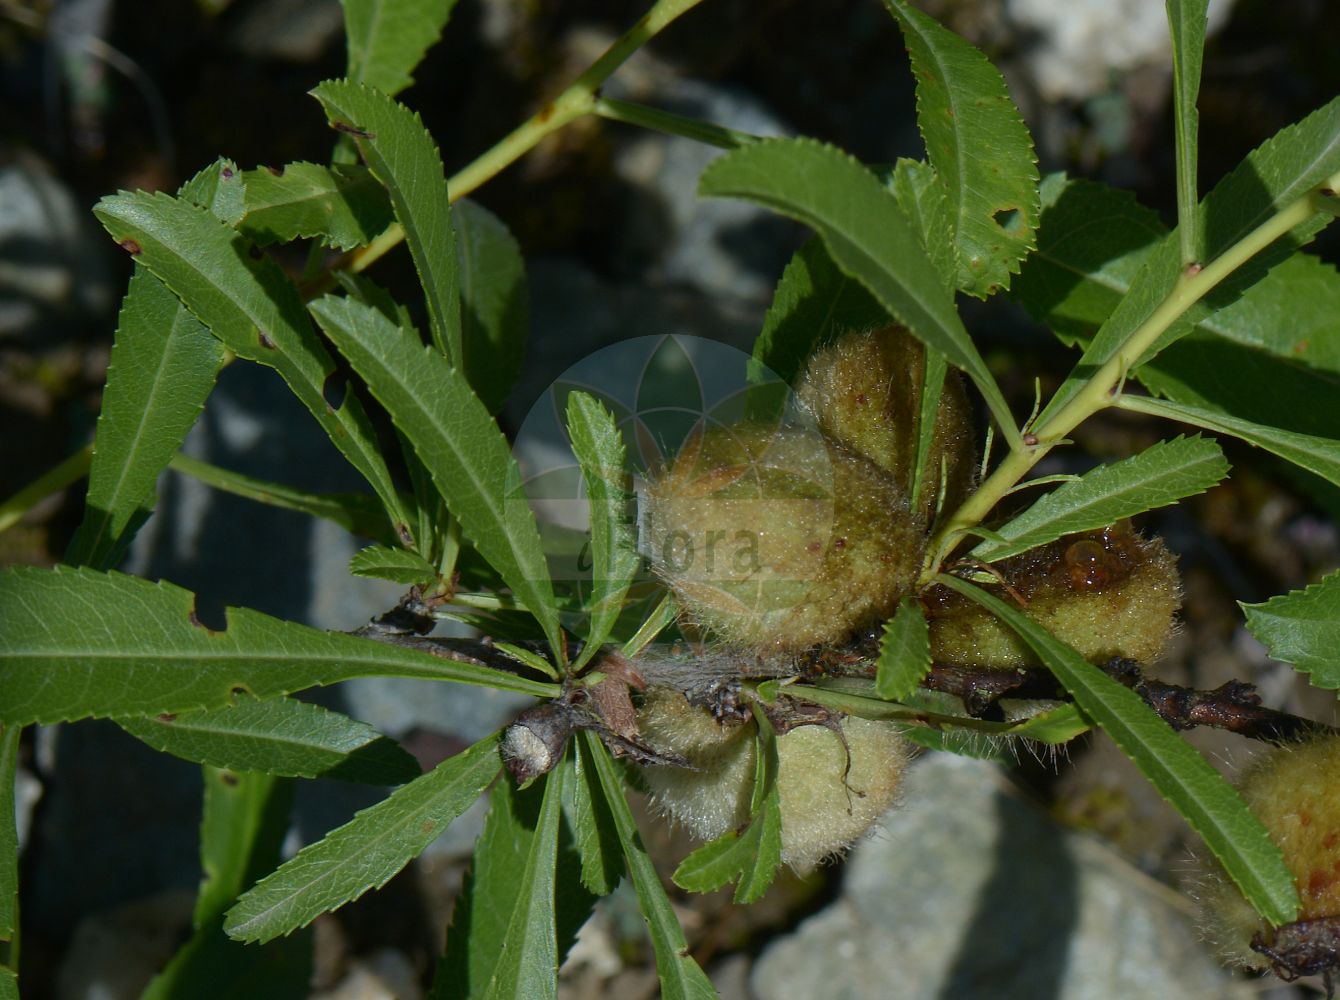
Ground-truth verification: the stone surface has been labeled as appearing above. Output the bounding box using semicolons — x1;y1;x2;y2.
751;753;1255;1000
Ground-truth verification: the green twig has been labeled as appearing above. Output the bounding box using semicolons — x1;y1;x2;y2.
345;0;709;277
920;171;1340;584
0;445;91;536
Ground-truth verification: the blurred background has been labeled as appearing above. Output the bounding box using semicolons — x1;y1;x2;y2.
2;0;1339;997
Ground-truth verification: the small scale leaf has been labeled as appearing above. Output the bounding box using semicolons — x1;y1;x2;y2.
312;80;461;363
344;0;459;98
939;574;1301;926
117;698;422;784
65;268;224;570
349;544;439;585
225;733;500;942
0;566;557;725
310;294;563;657
875;597;932;702
238;162;393;250
566;392;640;669
884;0;1039;296
582;732;718;1000
1120;396;1340;489
1242;570;1340;692
970;435;1230;563
700;137;1017;440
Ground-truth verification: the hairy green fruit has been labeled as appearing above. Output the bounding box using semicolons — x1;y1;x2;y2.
926;523;1180;667
640;421;925;652
797;326;976;521
636;687;910;872
1199;735;1340;972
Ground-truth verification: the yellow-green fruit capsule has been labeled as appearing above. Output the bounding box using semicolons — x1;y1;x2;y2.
1198;735;1340;971
797;325;976;521
636;687;910;872
926;523;1180;667
640;421;924;652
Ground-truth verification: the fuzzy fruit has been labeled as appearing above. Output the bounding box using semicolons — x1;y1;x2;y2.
1199;735;1340;973
926;522;1181;667
640;420;924;652
797;325;976;521
635;686;909;872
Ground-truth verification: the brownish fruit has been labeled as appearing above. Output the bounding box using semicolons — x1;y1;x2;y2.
640;420;925;652
636;687;910;872
926;522;1181;667
797;325;976;522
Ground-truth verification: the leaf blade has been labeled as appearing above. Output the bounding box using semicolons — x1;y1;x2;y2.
311;80;461;363
344;0;459;98
0;566;556;725
1166;0;1210;263
884;0;1039;296
65;267;224;570
969;435;1230;562
1242;570;1340;691
238;162;393;251
117;698;422;784
699;137;1017;440
455;198;529;412
566;392;639;668
224;733;501;942
92;190;412;544
310;294;563;656
874;597;932;702
939;574;1301;926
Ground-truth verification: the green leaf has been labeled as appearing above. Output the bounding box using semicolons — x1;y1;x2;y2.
1242;570;1340;691
455;198;529;413
583;732;718;1000
969;435;1230;563
0;566;557;725
310;294;562;656
938;574;1301;926
437;760;595;999
0;725;18;941
170;452;400;546
672;715;782;903
343;0;459;98
479;767;566;1000
874;597;932;702
564;732;622;895
910;346;948;512
238;162;393;251
65;268;224;570
143;769;312;1000
1166;0;1210;262
1003;702;1091;744
884;0;1039;296
1038;95;1340;424
225;732;501;942
312;80;461;363
117;698;422;784
179;157;247;225
751;236;887;387
566;392;640;669
888;158;958;292
1119;395;1340;489
0;968;13;1000
349;543;439;585
700;137;1018;441
92;190;412;545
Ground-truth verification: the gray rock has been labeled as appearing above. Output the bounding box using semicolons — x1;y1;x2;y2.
751;753;1253;1000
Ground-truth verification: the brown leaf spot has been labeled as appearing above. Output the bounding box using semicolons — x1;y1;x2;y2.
118;238;142;255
